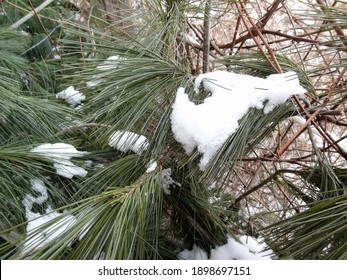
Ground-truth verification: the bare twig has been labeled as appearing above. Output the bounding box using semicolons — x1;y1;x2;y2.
233;169;300;205
27;0;57;52
257;0;284;29
202;0;211;73
277;68;347;157
236;9;278;72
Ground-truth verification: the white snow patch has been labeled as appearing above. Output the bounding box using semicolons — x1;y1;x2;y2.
178;244;208;260
208;195;220;204
171;71;306;169
56;86;85;107
86;55;121;88
179;235;273;260
96;55;120;70
31;143;88;179
161;168;181;195
22;179;48;215
108;131;149;154
22;179;76;254
146;160;158;173
86;79;100;88
23;207;76;254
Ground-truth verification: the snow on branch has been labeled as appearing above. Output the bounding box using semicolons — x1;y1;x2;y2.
170;71;306;170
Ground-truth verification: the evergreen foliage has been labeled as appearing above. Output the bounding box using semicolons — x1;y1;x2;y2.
0;0;346;260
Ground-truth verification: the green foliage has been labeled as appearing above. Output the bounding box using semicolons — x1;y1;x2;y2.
263;194;347;259
1;0;347;260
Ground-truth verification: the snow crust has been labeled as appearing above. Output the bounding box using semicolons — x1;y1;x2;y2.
171;71;306;169
56;86;85;107
108;131;149;154
31;143;88;179
179;235;272;260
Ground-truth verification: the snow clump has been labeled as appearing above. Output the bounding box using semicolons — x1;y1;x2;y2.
96;55;120;70
171;71;306;170
108;130;149;154
179;235;273;260
86;55;121;88
161;168;181;195
146;160;158;173
31;143;88;179
22;179;76;254
56;86;85;107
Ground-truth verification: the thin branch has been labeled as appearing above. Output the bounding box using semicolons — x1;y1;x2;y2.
236;2;281;73
277;68;347;157
257;0;284;29
27;0;57;52
229;15;242;55
240;1;283;73
233;169;299;205
202;0;211;73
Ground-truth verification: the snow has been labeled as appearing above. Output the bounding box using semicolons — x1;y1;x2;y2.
179;244;208;260
22;179;48;216
171;71;306;169
161;168;181;195
22;179;76;254
108;131;149;154
30;143;88;179
56;86;85;107
178;235;273;260
23;206;75;253
146;160;158;173
86;55;121;88
96;55;120;70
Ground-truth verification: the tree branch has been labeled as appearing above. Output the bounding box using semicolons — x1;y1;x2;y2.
202;0;211;73
233;169;299;206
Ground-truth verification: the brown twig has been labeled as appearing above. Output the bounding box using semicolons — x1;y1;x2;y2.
256;0;284;29
229;15;242;55
202;0;211;73
236;2;280;73
233;169;299;205
277;68;347;157
27;0;57;53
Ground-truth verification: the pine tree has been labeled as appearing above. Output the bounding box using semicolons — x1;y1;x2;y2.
1;0;347;260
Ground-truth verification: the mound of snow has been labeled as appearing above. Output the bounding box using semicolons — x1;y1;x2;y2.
109;130;149;154
179;235;273;260
171;71;306;169
56;86;85;107
31;143;88;179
